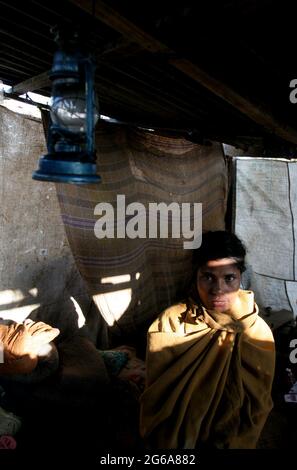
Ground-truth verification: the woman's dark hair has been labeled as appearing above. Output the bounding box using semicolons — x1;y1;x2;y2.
193;231;246;273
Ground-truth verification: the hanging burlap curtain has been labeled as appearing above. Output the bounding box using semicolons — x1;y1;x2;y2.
54;122;227;343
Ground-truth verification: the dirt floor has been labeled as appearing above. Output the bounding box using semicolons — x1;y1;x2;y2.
258;321;297;448
1;321;296;457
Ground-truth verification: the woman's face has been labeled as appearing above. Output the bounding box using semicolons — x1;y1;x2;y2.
197;258;241;312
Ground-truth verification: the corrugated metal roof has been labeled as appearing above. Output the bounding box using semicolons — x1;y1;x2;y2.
1;0;297;151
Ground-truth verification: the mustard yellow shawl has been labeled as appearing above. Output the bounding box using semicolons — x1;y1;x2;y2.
140;290;275;449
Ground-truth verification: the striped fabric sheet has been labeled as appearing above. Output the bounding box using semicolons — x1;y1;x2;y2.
56;123;227;341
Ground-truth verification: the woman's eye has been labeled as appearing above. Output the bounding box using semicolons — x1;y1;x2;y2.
202;274;213;281
225;275;236;282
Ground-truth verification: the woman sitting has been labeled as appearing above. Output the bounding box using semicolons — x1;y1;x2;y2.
140;231;275;449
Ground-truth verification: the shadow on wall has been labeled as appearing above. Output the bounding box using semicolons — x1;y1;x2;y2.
0;250;192;355
93;270;148;355
91;258;194;358
0;257;101;344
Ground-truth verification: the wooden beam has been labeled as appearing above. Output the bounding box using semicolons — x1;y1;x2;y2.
169;58;297;146
69;0;169;54
69;0;297;145
12;71;50;94
3;91;50;111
